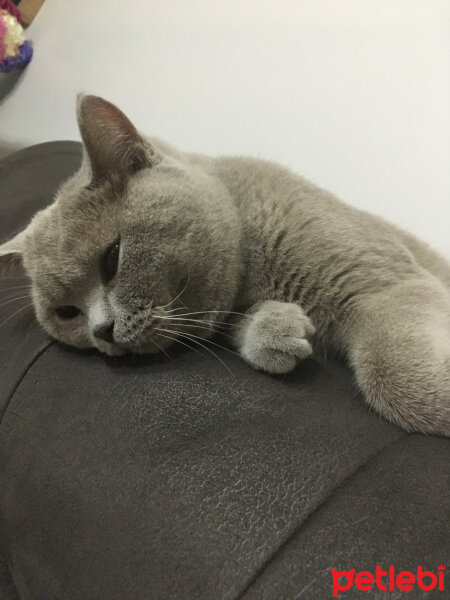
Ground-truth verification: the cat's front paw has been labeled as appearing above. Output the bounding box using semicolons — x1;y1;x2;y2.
239;301;315;374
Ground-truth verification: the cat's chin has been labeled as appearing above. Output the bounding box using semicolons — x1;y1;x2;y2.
127;342;168;355
110;339;169;356
94;335;167;356
95;341;128;357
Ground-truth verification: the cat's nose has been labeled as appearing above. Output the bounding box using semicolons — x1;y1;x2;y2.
94;322;115;344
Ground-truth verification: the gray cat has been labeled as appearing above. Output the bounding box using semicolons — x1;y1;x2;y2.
1;95;449;435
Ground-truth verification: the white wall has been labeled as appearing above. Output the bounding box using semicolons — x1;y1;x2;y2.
1;0;449;255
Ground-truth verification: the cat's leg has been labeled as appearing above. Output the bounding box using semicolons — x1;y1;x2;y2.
346;275;450;435
231;300;316;374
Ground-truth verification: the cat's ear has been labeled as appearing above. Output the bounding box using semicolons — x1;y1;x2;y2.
76;94;158;184
0;228;27;269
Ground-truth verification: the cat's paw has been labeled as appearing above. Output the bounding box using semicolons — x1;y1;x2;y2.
239;301;315;374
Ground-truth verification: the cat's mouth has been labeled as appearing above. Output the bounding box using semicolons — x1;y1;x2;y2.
95;339;166;357
123;336;172;355
94;308;216;357
95;329;174;356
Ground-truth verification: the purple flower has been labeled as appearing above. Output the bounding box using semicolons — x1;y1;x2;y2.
0;54;16;72
17;40;33;65
0;41;33;72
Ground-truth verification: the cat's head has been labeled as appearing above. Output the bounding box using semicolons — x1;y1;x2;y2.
0;95;241;355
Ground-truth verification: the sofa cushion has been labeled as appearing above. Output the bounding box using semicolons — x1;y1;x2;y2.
0;142;447;600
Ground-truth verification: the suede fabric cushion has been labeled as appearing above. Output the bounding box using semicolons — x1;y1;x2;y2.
0;142;448;600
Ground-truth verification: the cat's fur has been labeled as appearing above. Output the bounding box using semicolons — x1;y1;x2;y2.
1;95;449;435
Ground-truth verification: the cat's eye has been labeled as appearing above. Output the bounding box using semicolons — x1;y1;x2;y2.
102;239;121;282
56;305;81;320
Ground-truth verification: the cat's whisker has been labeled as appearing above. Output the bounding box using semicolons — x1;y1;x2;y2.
159;315;235;328
0;284;32;293
156;331;213;363
159;272;190;310
156;324;238;364
130;302;171;360
156;329;206;359
163;310;248;319
151;337;171;359
137;300;159;340
158;315;214;325
154;327;233;375
0;291;32;303
157;315;234;338
169;329;239;357
134;302;171;359
159;304;189;315
171;332;234;375
0;294;32;309
171;321;230;338
0;288;31;300
0;302;33;329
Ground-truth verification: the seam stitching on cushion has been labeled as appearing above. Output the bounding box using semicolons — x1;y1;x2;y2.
234;432;406;600
0;560;20;600
0;340;54;425
0;340;52;595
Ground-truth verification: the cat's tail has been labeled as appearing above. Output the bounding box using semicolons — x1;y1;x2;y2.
347;274;450;436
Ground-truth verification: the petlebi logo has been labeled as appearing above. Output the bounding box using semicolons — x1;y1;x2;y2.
330;564;445;597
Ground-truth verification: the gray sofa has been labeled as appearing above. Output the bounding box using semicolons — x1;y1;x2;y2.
0;142;448;599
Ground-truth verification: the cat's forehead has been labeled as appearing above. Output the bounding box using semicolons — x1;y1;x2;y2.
25;193;118;294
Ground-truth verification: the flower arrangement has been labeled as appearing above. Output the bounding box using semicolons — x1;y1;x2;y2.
0;0;33;73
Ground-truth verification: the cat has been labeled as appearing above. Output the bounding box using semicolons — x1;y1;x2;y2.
1;95;449;436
